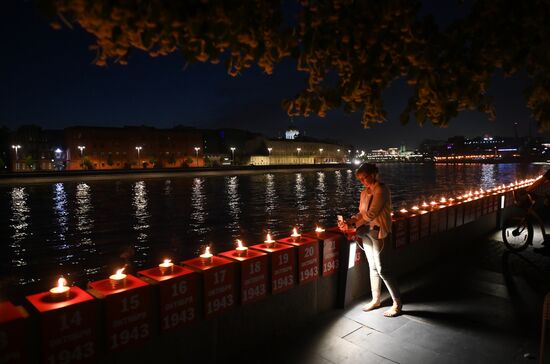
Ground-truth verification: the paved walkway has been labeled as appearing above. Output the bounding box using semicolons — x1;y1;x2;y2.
253;230;550;364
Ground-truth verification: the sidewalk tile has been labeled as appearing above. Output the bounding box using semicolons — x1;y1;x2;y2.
344;327;463;364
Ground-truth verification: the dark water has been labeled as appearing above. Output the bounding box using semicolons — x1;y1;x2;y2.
0;163;546;298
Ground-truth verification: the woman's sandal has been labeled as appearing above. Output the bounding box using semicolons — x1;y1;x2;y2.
362;301;381;312
383;303;402;317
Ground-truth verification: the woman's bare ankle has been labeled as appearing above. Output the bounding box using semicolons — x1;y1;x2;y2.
383;301;402;317
362;299;381;311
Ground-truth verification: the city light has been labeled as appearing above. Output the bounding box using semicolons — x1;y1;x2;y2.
135;146;142;161
194;147;200;167
267;147;272;155
11;145;21;160
230;147;236;164
77;145;85;156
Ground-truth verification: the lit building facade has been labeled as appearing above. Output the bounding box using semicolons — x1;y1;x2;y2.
249;139;347;165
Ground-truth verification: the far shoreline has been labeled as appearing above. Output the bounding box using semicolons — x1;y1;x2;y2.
1;160;540;185
0;163;357;185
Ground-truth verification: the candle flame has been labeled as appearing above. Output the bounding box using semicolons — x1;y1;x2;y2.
163;259;171;265
315;226;325;233
430;201;437;205
204;246;210;255
57;277;67;288
411;205;419;210
399;208;408;213
422;201;429;207
236;239;243;248
115;267;125;276
266;233;273;242
439;197;447;203
292;227;300;236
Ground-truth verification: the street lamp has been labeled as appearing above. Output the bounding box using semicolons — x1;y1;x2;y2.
194;147;200;167
230;147;236;165
337;149;340;153
77;145;85;156
296;147;301;161
135;146;142;162
267;147;272;156
11;145;21;160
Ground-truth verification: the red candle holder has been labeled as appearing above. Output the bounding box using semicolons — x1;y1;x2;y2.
219;248;268;305
26;286;98;363
277;235;319;285
0;301;28;363
182;256;236;318
303;230;343;277
250;242;296;294
88;275;152;352
138;265;199;333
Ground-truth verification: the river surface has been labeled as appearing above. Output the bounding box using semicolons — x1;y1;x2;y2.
0;163;546;298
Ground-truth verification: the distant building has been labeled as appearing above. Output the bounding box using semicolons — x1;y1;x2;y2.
9;125;65;171
365;146;425;162
64;126;203;170
4;124;352;171
249;139;347;165
422;134;547;162
285;126;300;140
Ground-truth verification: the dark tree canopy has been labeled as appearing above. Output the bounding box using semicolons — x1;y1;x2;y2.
39;0;550;130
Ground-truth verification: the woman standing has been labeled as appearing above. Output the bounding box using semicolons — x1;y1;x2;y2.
339;163;402;317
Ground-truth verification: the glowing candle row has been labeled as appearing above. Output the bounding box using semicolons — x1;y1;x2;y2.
395;176;538;217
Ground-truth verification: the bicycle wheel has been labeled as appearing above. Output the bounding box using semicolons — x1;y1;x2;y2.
502;216;533;251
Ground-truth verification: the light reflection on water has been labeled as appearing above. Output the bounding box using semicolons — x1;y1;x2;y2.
225;176;241;238
315;171;327;223
294;173;307;227
265;173;277;231
53;183;69;257
9;187;29;268
190;177;208;245
1;163;547;296
132;181;150;266
75;183;100;277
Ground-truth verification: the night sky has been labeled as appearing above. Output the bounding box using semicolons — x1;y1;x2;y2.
0;0;544;149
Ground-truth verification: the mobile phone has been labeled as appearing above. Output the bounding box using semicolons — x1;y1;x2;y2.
337;215;344;222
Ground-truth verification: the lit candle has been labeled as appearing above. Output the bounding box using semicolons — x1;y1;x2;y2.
109;267;127;289
264;233;276;248
235;239;248;257
421;201;429;208
49;277;70;301
315;225;325;237
291;227;301;241
200;246;213;264
439;197;447;204
158;259;174;275
399;208;408;215
411;205;420;211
